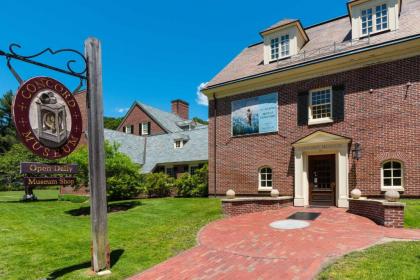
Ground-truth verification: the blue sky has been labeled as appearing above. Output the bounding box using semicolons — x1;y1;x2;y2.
0;0;348;120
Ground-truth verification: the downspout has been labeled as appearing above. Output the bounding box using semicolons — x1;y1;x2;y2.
213;93;217;197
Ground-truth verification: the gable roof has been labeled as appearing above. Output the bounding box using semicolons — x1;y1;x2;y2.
117;101;186;133
205;0;420;89
104;126;208;173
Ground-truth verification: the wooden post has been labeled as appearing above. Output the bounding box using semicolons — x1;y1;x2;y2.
85;37;109;273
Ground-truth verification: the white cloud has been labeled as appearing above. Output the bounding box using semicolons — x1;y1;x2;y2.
115;107;129;114
196;82;209;106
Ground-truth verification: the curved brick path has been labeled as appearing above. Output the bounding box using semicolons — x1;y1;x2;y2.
129;207;420;280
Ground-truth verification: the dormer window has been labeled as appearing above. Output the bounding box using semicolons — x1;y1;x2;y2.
375;4;388;31
361;8;373;35
270;38;279;60
261;20;308;65
361;4;388;36
174;140;183;149
348;0;399;40
280;35;290;57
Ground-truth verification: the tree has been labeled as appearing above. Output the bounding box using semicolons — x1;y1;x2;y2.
192;117;208;125
103;116;123;130
0;91;17;153
62;141;143;200
0;143;44;190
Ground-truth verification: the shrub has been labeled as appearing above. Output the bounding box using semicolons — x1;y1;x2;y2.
175;164;208;197
143;172;174;198
0;143;46;191
62;141;144;200
58;194;89;203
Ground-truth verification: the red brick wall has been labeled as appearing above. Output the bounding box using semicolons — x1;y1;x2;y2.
171;100;189;120
222;198;293;216
118;104;166;135
208;56;420;197
348;199;404;228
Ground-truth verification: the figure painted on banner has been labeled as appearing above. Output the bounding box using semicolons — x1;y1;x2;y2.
246;108;252;126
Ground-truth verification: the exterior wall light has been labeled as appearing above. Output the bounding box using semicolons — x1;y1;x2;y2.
352;143;362;160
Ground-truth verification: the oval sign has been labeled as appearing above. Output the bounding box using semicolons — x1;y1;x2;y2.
13;77;83;159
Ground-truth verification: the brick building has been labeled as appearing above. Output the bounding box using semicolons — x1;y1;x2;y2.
202;0;420;207
73;92;207;177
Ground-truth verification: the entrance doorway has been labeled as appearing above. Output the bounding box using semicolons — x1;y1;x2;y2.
309;154;336;206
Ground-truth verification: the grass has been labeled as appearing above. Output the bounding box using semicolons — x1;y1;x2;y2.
402;199;420;228
317;241;420;280
0;189;222;280
318;199;420;280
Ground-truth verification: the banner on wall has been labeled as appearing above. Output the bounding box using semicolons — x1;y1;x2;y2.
231;92;278;136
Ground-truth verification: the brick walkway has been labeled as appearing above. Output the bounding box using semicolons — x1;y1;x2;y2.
129;207;420;280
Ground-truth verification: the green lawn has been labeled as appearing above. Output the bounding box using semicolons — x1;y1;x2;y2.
0;189;222;280
317;241;420;280
318;199;420;280
403;199;420;228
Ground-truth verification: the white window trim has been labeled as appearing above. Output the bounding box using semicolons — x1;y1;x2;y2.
359;2;390;37
381;160;404;191
258;166;273;191
141;122;149;135
125;125;132;134
269;34;291;62
308;86;334;126
174;140;183;149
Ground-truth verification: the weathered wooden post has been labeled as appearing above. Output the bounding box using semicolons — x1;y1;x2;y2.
85;37;110;274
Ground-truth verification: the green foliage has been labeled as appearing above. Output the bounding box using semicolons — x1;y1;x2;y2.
104;116;123;130
192;117;208;125
143;172;174;197
0;143;45;190
62;141;143;200
175;164;208;197
58;194;89;203
0;91;18;154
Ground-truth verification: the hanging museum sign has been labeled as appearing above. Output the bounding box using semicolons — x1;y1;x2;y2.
24;177;77;186
12;76;83;159
20;162;78;174
231;92;278;136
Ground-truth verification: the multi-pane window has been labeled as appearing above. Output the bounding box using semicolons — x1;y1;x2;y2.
382;161;403;188
174;140;183;149
310;87;332;120
375;4;388;31
361;8;373;35
280;35;290;57
141;122;149;135
361;4;388;36
259;167;272;189
270;38;279;60
125;125;132;134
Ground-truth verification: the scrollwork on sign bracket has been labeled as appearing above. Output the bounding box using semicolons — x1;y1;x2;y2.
0;43;87;92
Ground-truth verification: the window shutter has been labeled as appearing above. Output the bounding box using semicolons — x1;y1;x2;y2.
297;91;309;126
131;125;134;134
123;126;126;133
147;122;151;135
139;124;142;135
332;85;345;122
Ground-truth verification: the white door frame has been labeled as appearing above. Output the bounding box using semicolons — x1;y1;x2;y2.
292;131;351;208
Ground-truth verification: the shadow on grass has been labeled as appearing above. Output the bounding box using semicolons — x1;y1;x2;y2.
0;198;58;204
66;201;142;216
46;249;124;279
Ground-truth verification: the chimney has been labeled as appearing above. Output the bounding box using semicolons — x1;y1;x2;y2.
171;99;189;120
